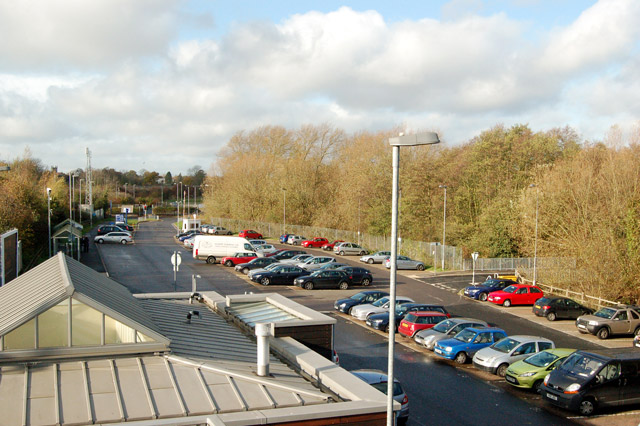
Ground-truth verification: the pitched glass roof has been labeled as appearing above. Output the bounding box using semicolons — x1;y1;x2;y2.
225;301;300;327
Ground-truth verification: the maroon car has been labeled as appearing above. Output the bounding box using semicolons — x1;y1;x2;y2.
321;240;344;251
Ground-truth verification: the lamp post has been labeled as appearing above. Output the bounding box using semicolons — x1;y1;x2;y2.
71;173;78;221
387;132;439;426
530;184;539;285
472;251;479;284
282;188;286;234
176;182;180;236
68;172;72;219
439;185;447;271
133;184;136;200
47;188;52;257
79;178;84;224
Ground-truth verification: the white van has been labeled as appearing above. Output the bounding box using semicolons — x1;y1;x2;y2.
193;236;256;264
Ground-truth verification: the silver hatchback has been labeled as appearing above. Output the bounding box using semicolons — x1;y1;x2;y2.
472;335;555;377
414;317;488;350
94;231;132;245
334;242;367;256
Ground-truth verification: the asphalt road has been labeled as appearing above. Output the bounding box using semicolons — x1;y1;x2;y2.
91;218;640;426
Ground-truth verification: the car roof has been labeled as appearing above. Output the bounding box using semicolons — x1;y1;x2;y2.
404;311;447;317
500;335;553;343
351;369;399;385
465;327;505;333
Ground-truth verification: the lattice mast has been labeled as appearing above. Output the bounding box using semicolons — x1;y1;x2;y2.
85;148;92;207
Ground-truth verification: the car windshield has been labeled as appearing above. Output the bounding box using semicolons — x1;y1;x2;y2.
372;297;390;307
593;307;616;319
350;292;367;301
396;304;413;315
480;280;497;287
432;319;455;333
265;263;280;271
524;351;560;367
502;285;517;293
491;337;521;353
370;381;404;397
454;329;477;343
559;353;604;377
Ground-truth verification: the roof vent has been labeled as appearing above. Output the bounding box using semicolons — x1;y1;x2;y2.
186;310;200;324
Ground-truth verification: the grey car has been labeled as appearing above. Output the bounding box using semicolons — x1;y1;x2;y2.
384;256;426;271
94;231;132;245
472;335;555;377
575;305;640;339
296;256;337;271
360;251;391;264
209;225;233;235
414;317;488;350
352;370;409;424
334;242;367;256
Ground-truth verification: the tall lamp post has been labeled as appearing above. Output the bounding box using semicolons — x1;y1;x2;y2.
47;188;52;257
439;184;447;271
79;178;84;224
387;132;439;426
529;184;539;285
282;188;286;234
175;182;181;236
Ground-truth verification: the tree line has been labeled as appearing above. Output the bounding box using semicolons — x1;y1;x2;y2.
202;123;640;303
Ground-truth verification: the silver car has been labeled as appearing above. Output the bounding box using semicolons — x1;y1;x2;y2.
278;254;314;265
350;295;415;320
352;370;409;423
296;256;336;271
360;251;391;264
209;225;233;235
334;242;367;256
472;335;555;377
287;235;307;245
384;256;426;271
94;231;132;245
414;318;488;350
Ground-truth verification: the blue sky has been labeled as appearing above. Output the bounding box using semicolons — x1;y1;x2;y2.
0;0;637;175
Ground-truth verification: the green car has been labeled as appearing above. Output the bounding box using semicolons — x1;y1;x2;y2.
505;348;576;393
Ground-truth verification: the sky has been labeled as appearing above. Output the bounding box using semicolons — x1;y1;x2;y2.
1;0;639;175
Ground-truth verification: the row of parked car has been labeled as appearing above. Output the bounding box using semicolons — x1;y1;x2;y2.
95;223;135;244
334;287;640;416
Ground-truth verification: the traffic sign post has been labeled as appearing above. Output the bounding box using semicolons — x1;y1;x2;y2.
171;251;182;291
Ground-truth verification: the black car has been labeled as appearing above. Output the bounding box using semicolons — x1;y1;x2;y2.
273;250;307;261
337;266;373;286
295;270;350;290
250;265;307;286
234;256;280;274
366;303;450;333
334;290;389;314
97;224;129;236
532;296;594;321
463;278;517;301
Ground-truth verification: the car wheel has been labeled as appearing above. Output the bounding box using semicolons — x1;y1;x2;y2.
416;264;425;271
578;398;596;416
546;312;557;321
479;293;488;302
348;306;354;315
96;239;104;244
120;239;127;245
206;256;216;264
634;327;640;337
304;282;314;290
454;352;467;364
533;380;543;394
339;281;349;290
214;231;219;235
496;363;509;377
359;251;366;256
224;260;234;267
384;324;390;333
293;241;298;245
261;277;270;286
597;327;610;340
339;251;345;255
361;278;371;286
503;299;512;307
367;258;374;264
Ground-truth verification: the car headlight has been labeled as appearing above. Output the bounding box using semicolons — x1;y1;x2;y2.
565;383;581;394
588;320;598;326
444;346;452;352
338;303;346;308
493;296;501;300
371;319;383;325
519;371;537;377
253;274;262;280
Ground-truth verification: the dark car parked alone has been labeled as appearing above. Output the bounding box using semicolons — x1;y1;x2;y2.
533;296;594;321
334;290;389;314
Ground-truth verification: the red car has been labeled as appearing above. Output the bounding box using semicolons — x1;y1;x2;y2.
301;237;329;248
220;251;258;267
321;240;344;251
239;229;263;239
487;284;544;307
398;311;448;338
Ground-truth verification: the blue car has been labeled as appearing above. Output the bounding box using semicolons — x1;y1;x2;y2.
463;278;516;301
279;234;294;244
366;303;449;333
334;290;389;314
434;327;507;364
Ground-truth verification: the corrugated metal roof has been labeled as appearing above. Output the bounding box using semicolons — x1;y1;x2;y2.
0;253;166;344
225;301;300;327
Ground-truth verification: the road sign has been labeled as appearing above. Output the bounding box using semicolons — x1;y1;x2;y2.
472;252;479;261
171;252;182;267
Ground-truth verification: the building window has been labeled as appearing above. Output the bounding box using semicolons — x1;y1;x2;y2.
3;318;35;350
71;299;102;346
38;299;69;348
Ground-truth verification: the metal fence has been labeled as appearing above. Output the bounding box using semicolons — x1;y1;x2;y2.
208;217;464;269
462;257;576;272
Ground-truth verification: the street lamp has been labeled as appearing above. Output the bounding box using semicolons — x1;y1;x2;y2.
529;184;539;285
282;188;286;234
175;182;180;236
47;188;52;257
439;185;447;271
387;132;439;425
79;178;84;225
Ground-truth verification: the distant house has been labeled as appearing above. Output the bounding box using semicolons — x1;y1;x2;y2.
0;253;391;425
156;177;166;184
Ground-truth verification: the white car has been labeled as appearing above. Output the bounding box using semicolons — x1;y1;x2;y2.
350;296;415;321
279;254;314;265
94;231;132;245
472;335;555;377
287;235;306;245
255;244;278;255
296;256;336;271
